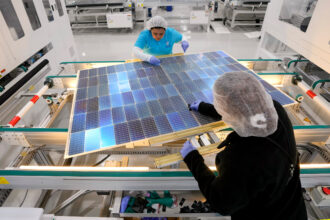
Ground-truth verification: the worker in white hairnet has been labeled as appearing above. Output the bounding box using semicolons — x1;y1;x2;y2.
181;71;307;219
133;16;189;65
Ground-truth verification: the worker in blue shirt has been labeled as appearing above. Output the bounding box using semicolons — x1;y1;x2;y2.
133;16;189;65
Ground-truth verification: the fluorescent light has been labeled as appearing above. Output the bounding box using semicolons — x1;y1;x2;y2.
300;164;330;169
19;166;150;171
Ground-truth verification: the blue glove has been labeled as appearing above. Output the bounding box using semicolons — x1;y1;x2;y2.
120;196;131;213
181;41;189;52
189;100;202;111
149;56;160;65
180;141;197;159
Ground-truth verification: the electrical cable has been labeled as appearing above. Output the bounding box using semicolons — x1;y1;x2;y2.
92;155;111;167
19;190;29;207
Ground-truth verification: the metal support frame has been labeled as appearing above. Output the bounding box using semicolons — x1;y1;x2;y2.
225;8;266;28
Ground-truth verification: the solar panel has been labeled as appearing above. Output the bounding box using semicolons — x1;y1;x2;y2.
66;51;295;158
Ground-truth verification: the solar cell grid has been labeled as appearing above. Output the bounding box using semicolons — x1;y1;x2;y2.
67;50;295;157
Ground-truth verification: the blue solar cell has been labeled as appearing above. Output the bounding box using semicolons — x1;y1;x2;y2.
85;128;101;152
117;71;128;81
195;69;209;79
154;115;173;134
158;75;171;85
174;83;189;94
168;73;181;83
99;109;112;127
86;111;99;130
136;103;151;118
80;70;88;78
202;89;213;103
270;91;294;105
164;84;179;97
89;68;97;77
170;96;187;111
203;78;215;88
122;92;135;105
78;78;88;88
227;64;240;71
179;110;199;129
124;62;133;71
203;67;218;77
98;75;108;85
108;74;118;83
107;66;115;74
99;95;111;110
144;87;157;101
139;77;151;88
98;67;106;75
186;70;200;80
127;70;137;80
216;51;229;57
145;67;156;76
166;112;186;131
110;93;123;107
133;62;143;70
129;80;141;90
225;56;236;63
196;60;208;68
114;123;130;144
99;84;109;97
159;98;175;113
183;82;195;93
115;64;125;72
74;100;87;114
260;80;277;92
87;97;98;112
88;77;98;87
221;65;232;73
193;91;208;102
87;86;98;98
132;90;146;103
148;76;161;86
178;72;190;82
147;100;163;116
112;107;126;124
137;69;146;78
193;79;209;90
141;117;159;137
154;86;168;99
100;125;116;148
72;113;86;133
124;105;139;121
181;93;196;104
235;63;248;71
118;81;131;92
76;88;87;101
128;120;145;141
109;83;120;94
69;131;85;155
212;66;224;75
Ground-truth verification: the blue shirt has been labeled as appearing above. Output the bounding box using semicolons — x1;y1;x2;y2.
134;27;182;56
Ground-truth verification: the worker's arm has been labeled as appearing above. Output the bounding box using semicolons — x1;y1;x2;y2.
198;102;222;120
132;46;152;62
183;150;250;215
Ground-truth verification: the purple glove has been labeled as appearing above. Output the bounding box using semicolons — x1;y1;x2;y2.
181;41;189;52
180;141;197;159
149;56;160;65
189;100;202;111
120;196;131;213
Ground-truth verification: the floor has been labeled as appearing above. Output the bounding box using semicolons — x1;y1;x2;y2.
73;22;261;61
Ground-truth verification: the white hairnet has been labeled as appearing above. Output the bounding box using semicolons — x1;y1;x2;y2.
213;71;278;137
147;16;167;30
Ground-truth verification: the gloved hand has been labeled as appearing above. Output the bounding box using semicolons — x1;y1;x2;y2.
189;100;202;111
181;41;189;52
180;141;197;159
149;56;160;65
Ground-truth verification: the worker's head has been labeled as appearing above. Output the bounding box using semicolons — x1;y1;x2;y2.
147;16;167;41
212;71;278;137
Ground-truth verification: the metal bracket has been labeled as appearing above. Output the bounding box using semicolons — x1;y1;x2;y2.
1;132;31;147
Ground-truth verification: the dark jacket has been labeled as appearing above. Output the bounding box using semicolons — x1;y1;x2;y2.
184;100;307;220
